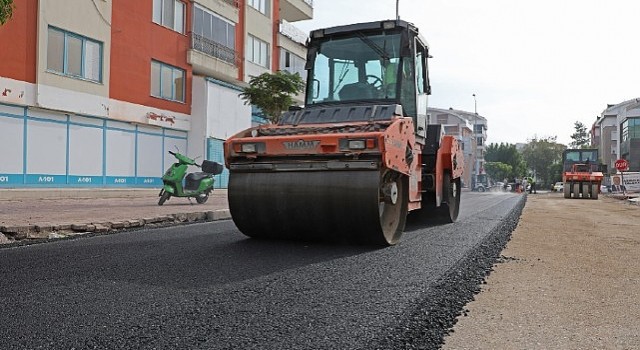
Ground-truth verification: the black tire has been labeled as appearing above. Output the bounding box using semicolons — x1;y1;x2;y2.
369;172;408;246
410;172;460;225
158;191;170;206
196;193;209;204
436;172;461;223
573;183;580;199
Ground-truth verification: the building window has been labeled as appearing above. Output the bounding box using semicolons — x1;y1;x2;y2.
193;6;235;49
279;49;305;79
151;60;185;102
247;35;269;68
191;5;237;64
153;0;185;33
476;136;483;146
248;0;269;15
436;114;448;124
47;27;102;83
625;117;640;140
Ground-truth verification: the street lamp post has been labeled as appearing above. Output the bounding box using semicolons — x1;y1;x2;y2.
473;93;477;115
472;94;479;189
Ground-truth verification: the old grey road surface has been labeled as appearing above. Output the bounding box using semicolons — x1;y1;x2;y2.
0;191;523;349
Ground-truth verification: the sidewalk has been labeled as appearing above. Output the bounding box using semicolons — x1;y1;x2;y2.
444;194;640;349
0;188;230;243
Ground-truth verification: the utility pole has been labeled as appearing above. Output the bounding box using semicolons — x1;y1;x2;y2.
396;0;400;20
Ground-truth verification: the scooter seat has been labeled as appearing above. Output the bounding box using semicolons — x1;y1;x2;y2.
187;172;210;182
185;172;211;191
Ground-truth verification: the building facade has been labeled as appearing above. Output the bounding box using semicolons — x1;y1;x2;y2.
592;98;640;174
0;0;312;189
427;107;487;188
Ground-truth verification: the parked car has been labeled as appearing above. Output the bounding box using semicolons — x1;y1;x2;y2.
495;182;509;192
552;182;564;192
474;183;487;192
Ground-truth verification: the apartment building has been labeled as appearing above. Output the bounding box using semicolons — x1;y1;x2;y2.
0;0;312;189
592;106;620;175
592;98;640;173
427;107;487;188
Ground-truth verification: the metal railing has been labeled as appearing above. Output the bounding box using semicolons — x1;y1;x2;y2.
190;33;238;66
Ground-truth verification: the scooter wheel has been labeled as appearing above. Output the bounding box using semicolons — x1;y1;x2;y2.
196;193;209;204
158;192;171;206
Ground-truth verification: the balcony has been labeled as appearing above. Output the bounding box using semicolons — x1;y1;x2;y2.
188;33;239;82
280;0;313;22
279;19;308;46
194;0;240;23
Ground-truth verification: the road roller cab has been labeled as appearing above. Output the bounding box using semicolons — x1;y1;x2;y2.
224;19;464;245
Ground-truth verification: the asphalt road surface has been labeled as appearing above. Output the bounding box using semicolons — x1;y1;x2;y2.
0;191;524;349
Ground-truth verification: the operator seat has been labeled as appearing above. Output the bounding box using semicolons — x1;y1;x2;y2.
338;82;376;100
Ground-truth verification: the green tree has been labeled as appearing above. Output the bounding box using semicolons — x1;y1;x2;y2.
0;0;14;25
484;162;512;183
569;121;590;149
521;136;566;188
485;142;526;180
240;71;305;124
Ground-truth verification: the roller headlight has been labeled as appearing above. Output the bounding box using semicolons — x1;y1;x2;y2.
241;143;257;153
348;140;366;150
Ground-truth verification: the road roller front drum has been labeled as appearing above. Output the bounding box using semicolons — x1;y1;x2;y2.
228;168;409;246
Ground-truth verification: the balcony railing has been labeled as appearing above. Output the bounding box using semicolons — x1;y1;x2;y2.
190;33;238;66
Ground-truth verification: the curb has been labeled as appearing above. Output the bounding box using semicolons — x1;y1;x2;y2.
0;209;231;245
0;188;229;201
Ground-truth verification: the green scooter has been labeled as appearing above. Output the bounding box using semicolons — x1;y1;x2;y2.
158;150;224;206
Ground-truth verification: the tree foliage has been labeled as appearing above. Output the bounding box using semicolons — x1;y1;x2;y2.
484;162;512;183
485;142;526;180
0;0;14;25
240;71;305;124
569;121;590;149
521;136;566;187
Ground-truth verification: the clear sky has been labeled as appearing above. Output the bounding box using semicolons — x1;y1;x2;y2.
294;0;640;146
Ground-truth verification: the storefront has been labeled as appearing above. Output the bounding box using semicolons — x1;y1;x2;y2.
0;103;187;188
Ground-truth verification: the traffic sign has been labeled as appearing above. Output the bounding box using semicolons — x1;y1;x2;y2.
615;159;629;171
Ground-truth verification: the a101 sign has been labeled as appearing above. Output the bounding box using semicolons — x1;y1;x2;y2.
615;159;629;171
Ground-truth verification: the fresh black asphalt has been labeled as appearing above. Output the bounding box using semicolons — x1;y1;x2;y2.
0;192;524;349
